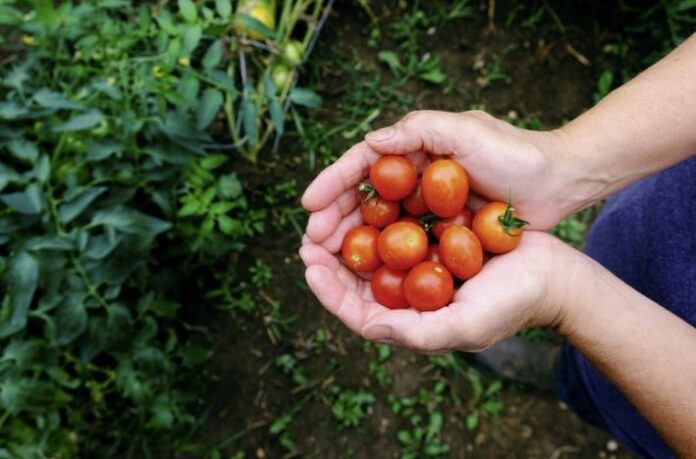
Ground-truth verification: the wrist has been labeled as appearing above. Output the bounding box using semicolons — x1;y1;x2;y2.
548;244;608;339
546;125;611;216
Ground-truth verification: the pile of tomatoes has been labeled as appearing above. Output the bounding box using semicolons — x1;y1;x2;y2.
341;155;528;312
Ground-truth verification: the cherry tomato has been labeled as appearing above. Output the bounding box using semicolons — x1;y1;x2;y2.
403;261;454;311
371;266;409;309
439;226;483;280
402;180;430;217
421;159;469;218
369;155;417;201
398;215;420;226
341;225;382;273
360;196;400;228
377;221;428;270
432;208;473;240
472;201;528;254
426;244;441;263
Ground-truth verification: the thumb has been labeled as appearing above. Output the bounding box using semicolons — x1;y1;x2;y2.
364;110;469;156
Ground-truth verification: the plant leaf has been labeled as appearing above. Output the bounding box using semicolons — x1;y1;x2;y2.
0;251;39;338
53;109;104;132
289;88;322;108
52;294;87;346
1;183;43;215
178;0;197;22
34;88;83;110
215;0;232;18
202;39;223;69
196;88;223;130
8;139;39;162
58;187;108;224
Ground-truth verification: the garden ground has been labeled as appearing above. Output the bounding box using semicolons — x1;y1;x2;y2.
191;2;652;457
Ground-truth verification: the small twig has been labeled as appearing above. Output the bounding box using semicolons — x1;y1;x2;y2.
236;50;248;135
543;0;565;33
540;0;592;66
487;0;496;34
565;43;590;66
549;445;580;459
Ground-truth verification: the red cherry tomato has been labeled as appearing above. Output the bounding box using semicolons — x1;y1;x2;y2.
421;159;469;218
402;179;430;217
377;221;428;270
360;196;400;228
341;225;382;273
432;208;473;240
472;201;528;254
426;244;441;263
403;261;454;311
371;266;409;309
439;226;483;280
398;215;420;226
369;155;418;201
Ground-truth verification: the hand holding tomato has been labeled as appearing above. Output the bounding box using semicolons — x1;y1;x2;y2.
300;231;578;353
299;109;583;352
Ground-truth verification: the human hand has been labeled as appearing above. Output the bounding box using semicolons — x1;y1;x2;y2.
300;110;585;351
300;230;579;353
302;110;583;249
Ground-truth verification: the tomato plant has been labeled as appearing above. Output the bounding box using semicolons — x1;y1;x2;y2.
377;221;428;270
439;226;483;280
403;261;454;311
369;155;418;201
432;208;473;240
371;266;409;309
472;201;528;254
342;225;382;272
421;159;469;218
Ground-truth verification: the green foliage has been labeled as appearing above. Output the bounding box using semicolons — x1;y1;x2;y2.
0;1;269;456
390;382;450;458
463;367;504;431
330;387;375;427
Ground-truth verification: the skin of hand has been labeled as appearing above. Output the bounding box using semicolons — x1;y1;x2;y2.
299;109;587;352
300;230;576;353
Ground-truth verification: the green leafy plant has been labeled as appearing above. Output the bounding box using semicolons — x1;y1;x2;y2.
390;382;450;458
463;367;504;431
330;387;375;427
0;1;307;456
224;0;331;163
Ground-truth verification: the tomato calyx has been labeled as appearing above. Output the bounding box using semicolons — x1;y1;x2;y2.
419;213;437;231
358;182;377;201
497;199;529;236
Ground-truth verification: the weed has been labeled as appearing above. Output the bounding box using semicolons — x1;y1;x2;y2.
330;387;376;428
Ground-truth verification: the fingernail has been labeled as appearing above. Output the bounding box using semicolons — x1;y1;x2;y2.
365;126;395;142
363;324;392;341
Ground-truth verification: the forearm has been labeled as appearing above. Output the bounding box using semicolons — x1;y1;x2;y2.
557;33;696;211
556;254;696;454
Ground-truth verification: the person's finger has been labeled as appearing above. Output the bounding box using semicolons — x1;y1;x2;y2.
306;189;359;243
361;306;465;352
301;142;378;212
305;264;379;335
365;110;472;157
320;207;363;253
299;242;341;271
299;242;375;301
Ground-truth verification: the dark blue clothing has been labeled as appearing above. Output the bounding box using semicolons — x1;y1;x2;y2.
554;156;696;458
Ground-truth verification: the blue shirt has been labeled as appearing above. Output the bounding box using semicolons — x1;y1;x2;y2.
555;155;696;458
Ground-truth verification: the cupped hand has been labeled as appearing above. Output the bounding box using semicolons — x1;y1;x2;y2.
299;110;584;352
300;230;576;353
302;110;581;250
